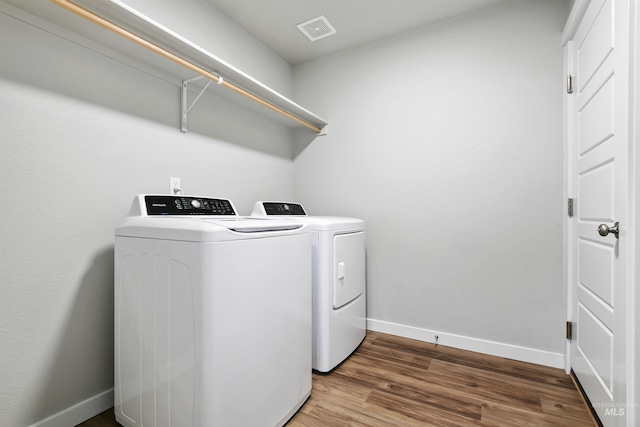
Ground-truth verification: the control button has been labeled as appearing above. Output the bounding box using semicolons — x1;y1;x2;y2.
191;199;201;208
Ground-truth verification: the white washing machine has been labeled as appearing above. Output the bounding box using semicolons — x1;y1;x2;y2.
252;201;366;373
114;195;312;427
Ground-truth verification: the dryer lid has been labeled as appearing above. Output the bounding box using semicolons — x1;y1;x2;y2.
251;201;365;231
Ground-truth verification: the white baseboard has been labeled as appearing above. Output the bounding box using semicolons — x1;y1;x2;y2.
30;388;113;427
367;318;565;369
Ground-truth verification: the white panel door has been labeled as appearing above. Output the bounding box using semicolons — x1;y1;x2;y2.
567;0;630;425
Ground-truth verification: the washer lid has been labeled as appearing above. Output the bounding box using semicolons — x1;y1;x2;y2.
223;218;302;233
116;217;305;241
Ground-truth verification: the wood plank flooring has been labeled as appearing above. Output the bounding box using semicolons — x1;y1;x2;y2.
77;331;595;427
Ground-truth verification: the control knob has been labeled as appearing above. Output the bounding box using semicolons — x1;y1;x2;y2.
191;199;201;209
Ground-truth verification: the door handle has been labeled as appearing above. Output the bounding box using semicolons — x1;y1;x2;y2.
597;222;619;239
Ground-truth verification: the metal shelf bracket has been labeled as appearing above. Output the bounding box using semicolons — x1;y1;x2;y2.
181;75;219;133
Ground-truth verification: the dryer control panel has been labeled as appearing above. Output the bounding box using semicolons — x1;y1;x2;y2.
145;195;236;215
260;202;307;216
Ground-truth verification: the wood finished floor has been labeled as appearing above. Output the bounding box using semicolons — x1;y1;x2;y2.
77;331;595;427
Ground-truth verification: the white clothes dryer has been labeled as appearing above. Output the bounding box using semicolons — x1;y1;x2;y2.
251;201;366;373
114;195;311;427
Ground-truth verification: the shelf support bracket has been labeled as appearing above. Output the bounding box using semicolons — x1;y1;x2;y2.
181;75;214;133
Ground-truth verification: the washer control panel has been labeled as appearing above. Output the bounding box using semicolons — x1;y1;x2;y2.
145;195;236;216
261;202;307;216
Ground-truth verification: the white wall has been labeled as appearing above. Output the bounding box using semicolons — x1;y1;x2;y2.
0;2;296;426
293;0;570;363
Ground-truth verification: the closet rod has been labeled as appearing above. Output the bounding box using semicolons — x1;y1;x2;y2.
50;0;323;133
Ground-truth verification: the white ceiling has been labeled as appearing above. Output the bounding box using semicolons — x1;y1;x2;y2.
204;0;510;65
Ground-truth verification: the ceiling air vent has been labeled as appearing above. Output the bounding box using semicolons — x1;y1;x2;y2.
297;15;337;42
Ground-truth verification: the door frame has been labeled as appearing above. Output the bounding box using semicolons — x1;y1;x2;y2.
562;0;637;425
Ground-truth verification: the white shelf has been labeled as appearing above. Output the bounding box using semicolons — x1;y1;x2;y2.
7;0;328;133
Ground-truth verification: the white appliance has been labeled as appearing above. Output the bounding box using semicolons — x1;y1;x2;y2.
114;195;312;427
251;201;366;373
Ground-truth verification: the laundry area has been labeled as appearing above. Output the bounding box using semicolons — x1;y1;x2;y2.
0;1;638;427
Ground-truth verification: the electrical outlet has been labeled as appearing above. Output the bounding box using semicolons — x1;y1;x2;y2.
170;176;181;195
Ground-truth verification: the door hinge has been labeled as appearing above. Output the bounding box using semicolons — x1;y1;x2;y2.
567;198;574;218
566;321;573;340
567;74;574;94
